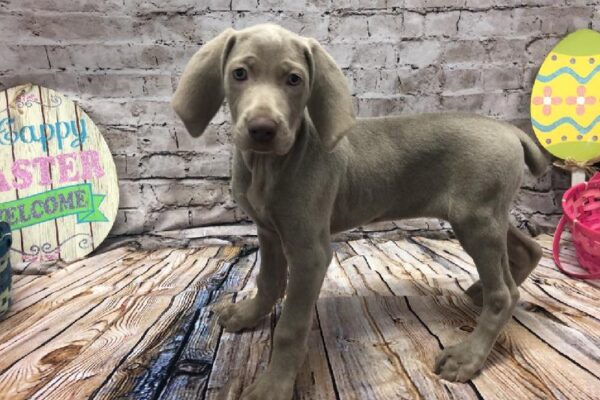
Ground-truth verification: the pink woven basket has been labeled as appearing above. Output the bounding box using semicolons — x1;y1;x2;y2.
553;172;600;279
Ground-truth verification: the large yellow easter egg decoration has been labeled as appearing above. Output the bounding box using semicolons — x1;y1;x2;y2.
531;29;600;163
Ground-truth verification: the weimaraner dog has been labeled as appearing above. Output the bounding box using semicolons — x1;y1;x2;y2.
172;23;548;399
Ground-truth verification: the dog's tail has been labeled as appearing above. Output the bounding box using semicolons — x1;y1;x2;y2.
513;128;549;177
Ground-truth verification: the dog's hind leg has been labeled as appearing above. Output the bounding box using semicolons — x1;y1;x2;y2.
466;224;542;306
216;228;288;332
435;214;519;382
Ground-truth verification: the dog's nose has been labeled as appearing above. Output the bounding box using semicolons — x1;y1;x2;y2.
248;118;277;143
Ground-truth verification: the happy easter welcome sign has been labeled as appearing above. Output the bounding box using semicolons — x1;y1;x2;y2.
0;84;118;265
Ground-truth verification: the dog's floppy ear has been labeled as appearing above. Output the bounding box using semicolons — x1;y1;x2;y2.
305;38;355;151
171;28;236;137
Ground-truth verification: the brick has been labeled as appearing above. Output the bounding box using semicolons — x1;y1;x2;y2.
457;10;512;38
481;92;529;118
442;67;482;93
103;126;138;155
113;154;143;180
174;121;233;153
356;94;440;117
119;181;143;209
234;12;329;41
151;13;235;44
231;0;258;10
332;0;387;9
329;15;370;42
521;167;553;191
440;93;485;112
133;0;231;13
485;38;529;66
78;99;177;126
441;40;487;65
397;40;442;67
424;11;460;37
351;43;397;68
356;95;407;117
111;209;146;235
47;43;196;71
402;11;425;37
139;151;232;178
75;72;173;98
400;94;442;113
481;66;522;91
0;71;79;94
367;14;403;41
0;45;51;71
405;0;464;9
353;68;401;95
514;189;559;214
147;206;238;232
397;66;443;95
3;0;124;13
145;179;232;208
137;125;180;153
257;0;324;11
190;206;238;227
323;43;356;69
512;7;593;36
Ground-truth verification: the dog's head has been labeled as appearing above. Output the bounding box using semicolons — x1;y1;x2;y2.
171;24;355;155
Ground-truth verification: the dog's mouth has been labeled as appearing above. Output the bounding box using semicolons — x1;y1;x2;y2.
233;124;294;155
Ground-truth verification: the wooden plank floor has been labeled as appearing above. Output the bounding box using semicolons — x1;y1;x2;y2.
0;235;598;400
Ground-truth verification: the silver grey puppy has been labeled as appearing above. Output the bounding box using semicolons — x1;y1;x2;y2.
172;23;547;400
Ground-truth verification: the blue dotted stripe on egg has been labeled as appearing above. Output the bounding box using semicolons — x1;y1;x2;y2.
532;116;600;134
536;64;600;84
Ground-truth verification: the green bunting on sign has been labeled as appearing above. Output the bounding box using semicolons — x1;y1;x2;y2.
0;183;108;230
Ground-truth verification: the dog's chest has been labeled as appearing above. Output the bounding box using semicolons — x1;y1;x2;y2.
233;170;275;226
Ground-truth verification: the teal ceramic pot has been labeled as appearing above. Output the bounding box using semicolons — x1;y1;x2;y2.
0;222;12;317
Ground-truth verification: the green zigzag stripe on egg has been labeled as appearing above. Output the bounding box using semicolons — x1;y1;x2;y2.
536;65;600;84
532;116;600;134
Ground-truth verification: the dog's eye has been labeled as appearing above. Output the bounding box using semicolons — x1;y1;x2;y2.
232;68;248;81
287;73;302;86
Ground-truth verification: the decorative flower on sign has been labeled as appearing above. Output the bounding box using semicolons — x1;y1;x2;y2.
532;86;562;115
566;86;596;115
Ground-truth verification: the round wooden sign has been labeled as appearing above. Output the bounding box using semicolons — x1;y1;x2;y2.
0;84;119;265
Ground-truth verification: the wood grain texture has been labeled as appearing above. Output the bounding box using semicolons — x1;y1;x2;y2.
0;235;597;400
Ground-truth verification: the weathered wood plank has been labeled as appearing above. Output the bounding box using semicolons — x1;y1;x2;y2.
316;241;478;400
407;295;550;399
6;247;137;319
11;274;39;288
413;236;600;319
204;251;338;400
90;246;238;400
414;236;600;336
203;251;272;400
18;249;200;400
293;310;338;400
0;249;171;376
2;234;598;400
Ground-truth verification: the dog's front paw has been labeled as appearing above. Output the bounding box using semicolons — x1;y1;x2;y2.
240;372;294;400
434;341;486;382
215;298;269;332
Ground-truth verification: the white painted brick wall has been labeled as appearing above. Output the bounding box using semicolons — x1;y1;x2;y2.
0;0;593;240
